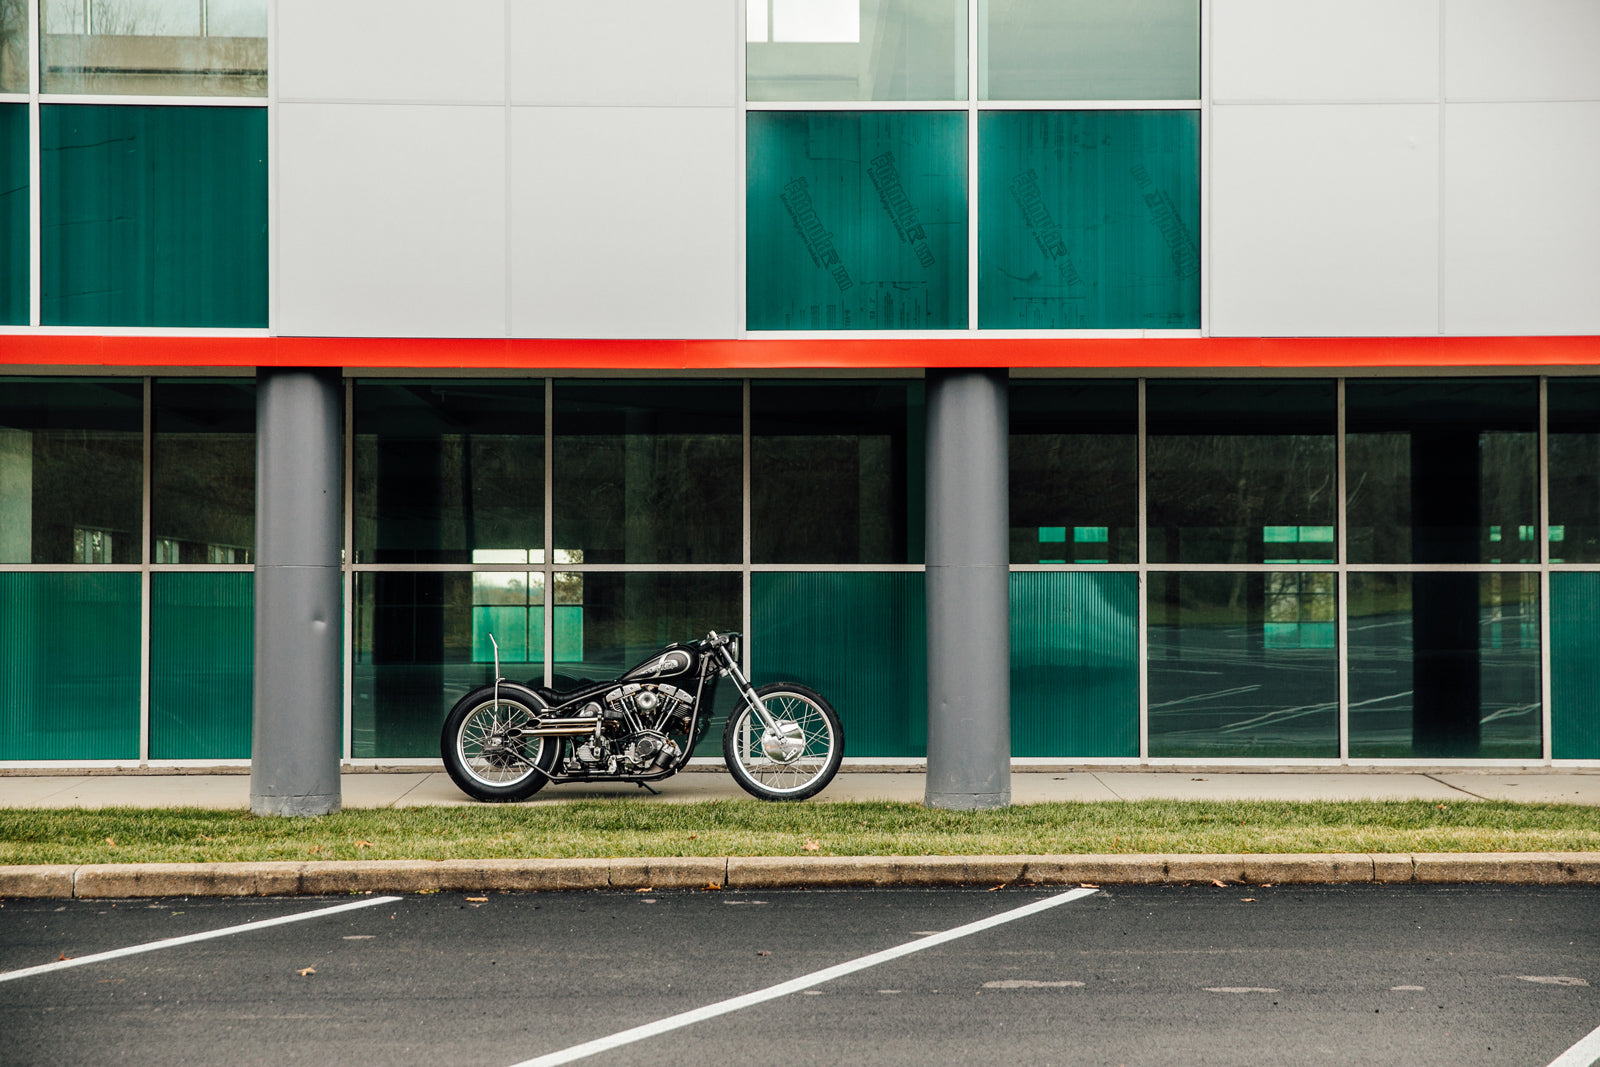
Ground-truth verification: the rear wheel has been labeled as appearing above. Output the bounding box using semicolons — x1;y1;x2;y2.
722;683;843;801
441;688;558;802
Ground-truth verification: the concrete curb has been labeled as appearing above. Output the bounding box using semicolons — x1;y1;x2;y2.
3;853;1600;898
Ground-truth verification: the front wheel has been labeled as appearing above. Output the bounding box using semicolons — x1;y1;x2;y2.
441;687;559;802
722;683;843;801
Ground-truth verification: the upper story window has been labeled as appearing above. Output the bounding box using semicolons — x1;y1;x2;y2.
42;0;267;97
745;0;1202;333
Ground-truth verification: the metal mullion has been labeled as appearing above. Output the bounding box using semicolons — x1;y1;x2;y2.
741;378;752;674
974;99;1200;111
1140;563;1340;572
139;377;152;763
342;378;355;763
748;563;926;573
27;0;40;327
543;378;554;687
1136;378;1148;762
1345;563;1544;573
34;93;266;107
1336;377;1349;762
967;0;978;332
746;100;968;111
1539;375;1552;762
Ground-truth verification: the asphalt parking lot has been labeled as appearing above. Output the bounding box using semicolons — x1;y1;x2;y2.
2;885;1597;1067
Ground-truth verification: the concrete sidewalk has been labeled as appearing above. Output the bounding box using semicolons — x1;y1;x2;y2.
2;767;1599;809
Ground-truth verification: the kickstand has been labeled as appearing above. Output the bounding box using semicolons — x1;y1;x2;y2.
636;781;660;795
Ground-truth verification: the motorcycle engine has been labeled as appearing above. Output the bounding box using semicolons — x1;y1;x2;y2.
568;682;695;774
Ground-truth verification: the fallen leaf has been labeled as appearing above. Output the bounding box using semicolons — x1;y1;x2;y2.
703;882;722;891
58;952;72;961
307;845;322;854
987;883;1007;892
104;838;116;848
1211;880;1227;888
465;896;488;903
354;840;374;849
757;950;771;957
296;967;316;977
1079;883;1100;889
1241;897;1257;903
688;834;698;840
634;887;654;893
803;839;820;852
1260;883;1274;888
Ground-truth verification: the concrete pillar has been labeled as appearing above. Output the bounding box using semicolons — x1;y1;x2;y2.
251;368;343;816
924;369;1011;810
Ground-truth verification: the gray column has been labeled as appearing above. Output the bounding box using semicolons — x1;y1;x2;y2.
924;369;1011;810
251;368;343;816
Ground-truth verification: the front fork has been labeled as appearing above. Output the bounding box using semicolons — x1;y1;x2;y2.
714;640;780;732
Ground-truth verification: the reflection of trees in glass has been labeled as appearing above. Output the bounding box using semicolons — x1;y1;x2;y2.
41;0;267;95
0;0;24;92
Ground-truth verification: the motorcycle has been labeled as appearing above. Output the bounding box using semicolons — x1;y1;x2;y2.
440;630;844;802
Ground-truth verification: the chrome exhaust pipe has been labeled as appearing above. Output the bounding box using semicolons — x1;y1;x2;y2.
517;717;602;737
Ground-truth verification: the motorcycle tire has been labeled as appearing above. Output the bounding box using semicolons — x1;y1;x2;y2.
441;686;560;802
722;682;844;802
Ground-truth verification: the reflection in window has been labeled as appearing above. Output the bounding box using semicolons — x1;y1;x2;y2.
354;381;544;565
0;379;143;564
0;2;23;92
152;380;254;565
980;0;1200;101
979;110;1199;329
752;380;924;564
1146;381;1336;564
1345;380;1537;565
553;381;741;565
1147;571;1339;758
552;572;739;688
1548;379;1600;564
748;110;967;329
1009;379;1137;564
41;0;266;96
747;0;965;102
1347;571;1541;759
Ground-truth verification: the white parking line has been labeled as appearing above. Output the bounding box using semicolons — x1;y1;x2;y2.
508;887;1099;1067
0;896;402;984
1547;1022;1600;1067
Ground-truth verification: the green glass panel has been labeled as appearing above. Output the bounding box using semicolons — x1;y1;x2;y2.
1010;571;1137;757
979;110;1196;329
1009;380;1137;563
0;572;139;759
149;572;252;759
553;381;741;564
1146;380;1337;564
470;571;544;664
747;110;967;330
152;380;255;564
751;571;926;759
1547;378;1600;564
1548;574;1600;759
1;105;25;323
979;110;1199;329
751;380;925;564
747;0;965;102
1147;571;1338;758
979;0;1200;101
1347;572;1541;758
0;378;144;564
41;104;267;327
354;381;544;565
1345;379;1537;564
353;571;538;759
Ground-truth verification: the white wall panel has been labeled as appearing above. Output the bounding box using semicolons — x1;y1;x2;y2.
276;104;507;338
1209;105;1440;337
508;107;739;338
509;0;736;107
1443;102;1600;336
277;0;506;103
1446;0;1600;101
1212;0;1439;102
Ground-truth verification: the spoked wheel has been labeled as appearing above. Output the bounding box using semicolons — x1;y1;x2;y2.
440;688;558;802
722;683;844;801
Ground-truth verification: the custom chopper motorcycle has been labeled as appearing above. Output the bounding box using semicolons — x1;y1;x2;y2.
440;631;844;802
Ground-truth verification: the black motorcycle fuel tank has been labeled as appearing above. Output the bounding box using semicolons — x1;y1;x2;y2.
618;644;698;683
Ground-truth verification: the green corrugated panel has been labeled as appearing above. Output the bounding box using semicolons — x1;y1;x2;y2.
751;572;927;758
1552;573;1600;759
1;104;25;324
149;572;253;759
41;104;267;327
0;572;139;759
979;110;1200;329
1010;571;1138;757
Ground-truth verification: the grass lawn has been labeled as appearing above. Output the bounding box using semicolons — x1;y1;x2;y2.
2;799;1597;866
